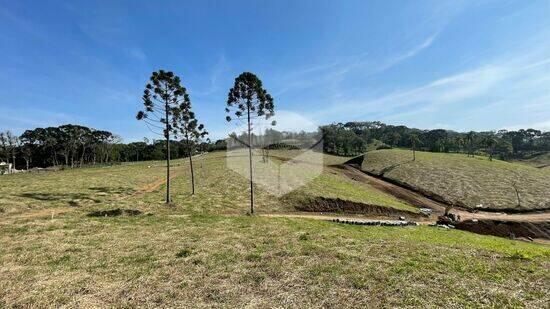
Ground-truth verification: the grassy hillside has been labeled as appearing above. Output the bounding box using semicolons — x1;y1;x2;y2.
514;152;550;169
360;149;550;212
282;172;418;213
1;150;549;307
0;151;414;215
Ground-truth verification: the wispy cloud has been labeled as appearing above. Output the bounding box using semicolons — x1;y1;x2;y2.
273;32;439;97
0;8;48;40
126;47;146;61
504;119;550;132
311;50;550;131
0;107;82;134
192;55;231;97
373;32;439;74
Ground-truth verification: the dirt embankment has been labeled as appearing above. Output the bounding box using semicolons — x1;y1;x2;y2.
294;196;424;219
455;220;550;240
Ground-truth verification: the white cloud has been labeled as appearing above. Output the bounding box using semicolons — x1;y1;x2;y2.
372;32;439;74
192;55;231;97
273;32;440;96
504;120;550;132
127;47;146;61
218;110;319;140
311;52;550;131
0;107;81;134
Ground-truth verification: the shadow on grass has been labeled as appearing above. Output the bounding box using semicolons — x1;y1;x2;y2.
17;192;102;206
89;186;135;195
379;159;414;176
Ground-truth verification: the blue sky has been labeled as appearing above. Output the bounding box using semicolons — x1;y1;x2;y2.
1;0;549;141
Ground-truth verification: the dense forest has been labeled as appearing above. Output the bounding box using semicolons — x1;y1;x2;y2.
321;121;550;159
0;125;217;170
1;121;548;170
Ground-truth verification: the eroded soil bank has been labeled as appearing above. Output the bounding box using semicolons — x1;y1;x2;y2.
455;219;550;240
294;196;425;219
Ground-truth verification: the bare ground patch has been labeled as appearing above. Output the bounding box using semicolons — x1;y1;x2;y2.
294;196;424;219
455;220;550;240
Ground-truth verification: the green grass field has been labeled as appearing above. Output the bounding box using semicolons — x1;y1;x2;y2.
0;151;413;215
361;149;550;212
1;151;549;307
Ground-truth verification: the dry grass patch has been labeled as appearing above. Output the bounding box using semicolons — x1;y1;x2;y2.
1;213;548;307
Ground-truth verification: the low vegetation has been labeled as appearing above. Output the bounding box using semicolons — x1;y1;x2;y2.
361;149;550;212
0;151;414;216
1;150;549;307
514;152;550;169
282;172;418;213
1;212;548;307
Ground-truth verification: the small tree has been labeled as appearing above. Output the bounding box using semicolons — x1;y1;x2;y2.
0;132;8;163
225;72;275;214
20;130;37;170
137;70;184;203
484;135;497;161
410;134;420;161
455;136;465;153
6;131;18;169
466;131;476;158
176;92;208;195
391;132;401;147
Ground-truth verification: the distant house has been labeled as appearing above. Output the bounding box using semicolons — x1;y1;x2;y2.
0;162;12;175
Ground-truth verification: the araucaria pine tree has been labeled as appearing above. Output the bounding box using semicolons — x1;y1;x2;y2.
484;135;497;161
177;94;208;195
410;134;420;161
225;72;275;214
137;70;185;203
467;131;476;158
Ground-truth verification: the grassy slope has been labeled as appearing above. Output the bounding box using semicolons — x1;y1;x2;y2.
0;160;170;212
1;213;548;307
513;152;550;169
1;151;549;307
361;149;550;211
282;172;418;213
0;151;415;215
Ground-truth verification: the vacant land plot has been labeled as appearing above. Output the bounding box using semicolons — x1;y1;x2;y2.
0;151;415;216
1;150;549;307
1;212;549;307
361;149;550;212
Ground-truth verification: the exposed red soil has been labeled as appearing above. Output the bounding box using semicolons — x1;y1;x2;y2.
455;219;550;240
294;196;424;219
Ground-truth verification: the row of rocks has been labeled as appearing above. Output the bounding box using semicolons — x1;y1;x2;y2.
331;218;419;227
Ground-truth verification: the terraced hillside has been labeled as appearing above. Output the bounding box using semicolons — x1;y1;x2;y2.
360;149;550;212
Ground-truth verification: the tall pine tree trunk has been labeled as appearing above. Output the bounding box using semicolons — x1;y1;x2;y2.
189;147;195;195
165;102;171;204
247;105;254;214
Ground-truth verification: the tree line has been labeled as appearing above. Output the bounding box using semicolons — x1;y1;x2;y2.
3;119;547;172
321;121;550;159
0;125;213;171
